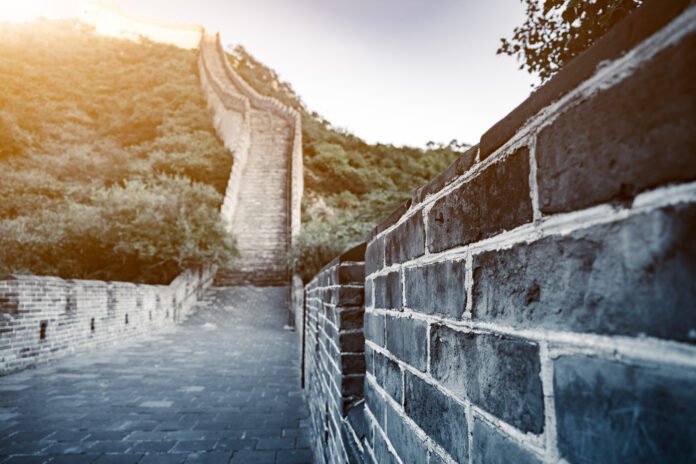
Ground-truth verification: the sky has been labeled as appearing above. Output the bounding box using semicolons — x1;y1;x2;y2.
0;0;537;147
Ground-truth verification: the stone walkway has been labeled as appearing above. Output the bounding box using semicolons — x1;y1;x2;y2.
0;287;312;464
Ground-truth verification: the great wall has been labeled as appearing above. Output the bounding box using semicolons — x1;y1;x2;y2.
1;0;695;463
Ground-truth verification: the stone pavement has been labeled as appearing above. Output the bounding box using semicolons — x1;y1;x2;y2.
0;286;312;464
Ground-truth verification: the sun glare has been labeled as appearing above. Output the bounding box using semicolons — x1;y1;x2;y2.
0;0;79;23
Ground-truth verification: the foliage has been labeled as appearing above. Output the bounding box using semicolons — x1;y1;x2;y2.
0;20;235;283
226;47;465;280
498;0;642;82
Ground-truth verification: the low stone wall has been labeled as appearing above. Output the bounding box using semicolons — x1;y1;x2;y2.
0;266;216;375
304;244;367;464
198;34;252;230
302;0;696;462
80;0;203;49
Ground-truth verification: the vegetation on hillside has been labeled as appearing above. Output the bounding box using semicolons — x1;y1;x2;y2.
228;46;465;280
0;20;235;283
498;0;642;82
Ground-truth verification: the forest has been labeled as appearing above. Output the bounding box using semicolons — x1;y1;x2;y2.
0;20;235;283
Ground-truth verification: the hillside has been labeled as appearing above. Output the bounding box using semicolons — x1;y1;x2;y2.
227;46;465;279
0;20;235;283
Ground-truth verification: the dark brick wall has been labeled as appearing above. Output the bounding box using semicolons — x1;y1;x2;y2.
303;245;368;464
303;2;696;462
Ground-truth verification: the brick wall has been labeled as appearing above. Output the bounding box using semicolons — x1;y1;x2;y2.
304;244;367;464
0;267;216;376
303;1;696;462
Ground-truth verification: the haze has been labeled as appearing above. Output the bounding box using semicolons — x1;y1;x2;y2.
1;0;537;147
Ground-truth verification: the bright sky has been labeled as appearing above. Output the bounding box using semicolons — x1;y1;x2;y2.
0;0;537;147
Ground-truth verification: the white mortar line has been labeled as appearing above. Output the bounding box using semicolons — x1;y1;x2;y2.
539;341;559;463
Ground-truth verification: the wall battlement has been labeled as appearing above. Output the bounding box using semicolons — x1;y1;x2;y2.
301;0;696;462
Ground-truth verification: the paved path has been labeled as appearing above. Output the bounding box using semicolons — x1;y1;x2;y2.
0;287;312;464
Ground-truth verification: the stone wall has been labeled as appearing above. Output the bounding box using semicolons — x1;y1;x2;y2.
303;0;696;462
304;244;367;464
80;0;203;49
0;266;216;375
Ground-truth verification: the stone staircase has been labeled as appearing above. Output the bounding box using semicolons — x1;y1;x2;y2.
200;35;292;286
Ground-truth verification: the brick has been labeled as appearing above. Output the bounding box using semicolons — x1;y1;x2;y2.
385;402;428;464
427;147;532;253
365;237;385;275
413;145;478;203
554;356;696;463
364;278;374;308
338;264;365;285
429;325;543;433
372;427;399;464
374;271;402;310
479;0;693;159
472;204;696;342
404;372;468;463
332;287;363;306
339;332;364;353
537;32;696;214
404;260;466;318
338;307;364;331
385;316;428;372
384;212;425;265
341;353;365;375
364;312;385;347
365;379;385;428
374;351;403;404
472;418;541;464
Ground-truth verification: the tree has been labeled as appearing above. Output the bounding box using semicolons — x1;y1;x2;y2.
498;0;642;82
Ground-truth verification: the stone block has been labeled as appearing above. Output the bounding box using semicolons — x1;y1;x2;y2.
404;260;466;318
429;325;544;433
472;418;541;464
427;147;532;253
404;372;468;463
385;315;428;372
364;312;385;347
537;32;696;213
374;351;403;404
366;237;385;276
385;212;426;265
472;204;696;342
374;271;402;310
554;356;696;463
386;401;428;464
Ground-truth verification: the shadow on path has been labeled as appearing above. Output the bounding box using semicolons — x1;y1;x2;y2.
0;286;312;464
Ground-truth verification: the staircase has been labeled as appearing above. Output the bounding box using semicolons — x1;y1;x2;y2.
199;35;293;286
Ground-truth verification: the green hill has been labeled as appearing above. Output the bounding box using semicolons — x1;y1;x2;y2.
0;20;235;283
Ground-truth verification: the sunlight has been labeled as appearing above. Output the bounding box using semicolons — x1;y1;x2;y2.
0;0;79;23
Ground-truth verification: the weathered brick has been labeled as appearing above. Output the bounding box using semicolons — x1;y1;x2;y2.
404;260;466;318
554;356;696;463
472;418;541;464
364;312;385;347
372;426;399;464
385;316;428;372
374;271;402;310
472;204;696;342
365;379;385;428
427;147;532;253
404;372;468;463
339;264;365;285
385;212;425;265
413;145;478;203
374;351;403;404
365;237;385;275
537;32;696;214
364;278;374;308
332;286;364;306
385;402;428;464
339;332;365;353
429;325;543;433
341;353;366;375
338;307;364;331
